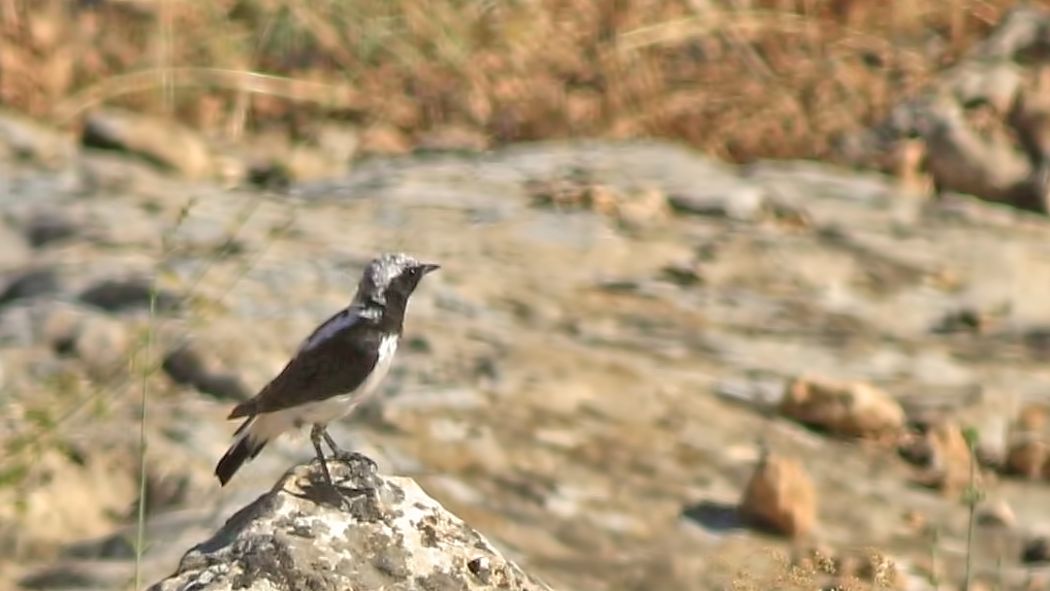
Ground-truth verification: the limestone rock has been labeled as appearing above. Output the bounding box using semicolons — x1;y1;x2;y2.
148;460;551;591
739;452;817;538
780;376;905;440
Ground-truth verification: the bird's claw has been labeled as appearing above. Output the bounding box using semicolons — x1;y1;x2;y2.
333;450;379;474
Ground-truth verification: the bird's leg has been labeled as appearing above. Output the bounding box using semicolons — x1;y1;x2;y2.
321;427;346;456
321;427;378;474
309;424;337;489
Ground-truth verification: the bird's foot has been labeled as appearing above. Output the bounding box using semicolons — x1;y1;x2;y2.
332;450;379;475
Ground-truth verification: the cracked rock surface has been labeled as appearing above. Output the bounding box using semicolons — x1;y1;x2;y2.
149;459;550;591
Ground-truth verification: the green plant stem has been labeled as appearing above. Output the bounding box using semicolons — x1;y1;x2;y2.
133;291;158;590
963;430;979;591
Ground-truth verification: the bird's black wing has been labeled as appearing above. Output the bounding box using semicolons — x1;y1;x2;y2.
244;316;384;415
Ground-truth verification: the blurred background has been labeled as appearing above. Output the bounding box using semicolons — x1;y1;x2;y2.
4;0;1050;589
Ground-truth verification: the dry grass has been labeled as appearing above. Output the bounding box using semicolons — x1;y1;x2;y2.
0;0;1040;162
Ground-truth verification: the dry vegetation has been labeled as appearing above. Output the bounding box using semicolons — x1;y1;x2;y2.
0;0;1040;162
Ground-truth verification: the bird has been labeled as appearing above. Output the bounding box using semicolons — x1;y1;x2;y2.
214;252;439;488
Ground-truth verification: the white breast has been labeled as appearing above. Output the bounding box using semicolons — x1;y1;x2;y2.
355;334;399;401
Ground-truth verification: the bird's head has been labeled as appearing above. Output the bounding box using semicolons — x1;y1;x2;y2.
354;252;439;307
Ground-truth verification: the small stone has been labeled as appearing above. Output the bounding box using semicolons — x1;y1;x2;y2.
0;268;60;305
1022;537;1050;564
667;182;769;221
162;343;250;401
780;376;905;440
41;303;84;352
74;314;129;374
82;108;212;179
1017;403;1049;431
78;278;179;313
616;188;671;227
739;452;817;538
1006;440;1048;479
358;123;411;156
417;125;489;153
0;110;76;166
467;556;492;582
25;210;79;247
1005;403;1050;479
0;222;31;270
923;420;978;493
975;499;1016;528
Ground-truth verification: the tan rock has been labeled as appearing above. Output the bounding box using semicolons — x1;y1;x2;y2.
924;420;978;494
976;498;1016;528
616;188;671;227
417;125;489;152
74;314;130;375
1017;403;1049;431
739;452;817;538
780;376;905;440
1005;403;1050;479
359;123;411;156
82;109;212;179
1006;439;1049;479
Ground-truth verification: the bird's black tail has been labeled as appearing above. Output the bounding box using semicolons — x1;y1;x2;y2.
215;417;268;486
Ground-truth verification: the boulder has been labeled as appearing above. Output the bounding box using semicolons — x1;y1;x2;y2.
149;459;552;591
780;376;905;441
739;452;817;539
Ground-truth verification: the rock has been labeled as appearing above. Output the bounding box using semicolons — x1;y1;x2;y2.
162;343;250;401
616;188;671;228
78;278;179;313
0;221;31;270
148;460;551;591
840;6;1050;212
73;313;130;374
24;209;79;247
0;110;76;166
0;268;61;305
666;181;768;220
525;173;669;227
900;420;976;493
81;109;213;179
416;125;489;153
922;101;1032;207
780;376;905;440
1022;537;1050;564
1005;403;1050;479
9;300;133;371
237;123;359;186
739;452;817;538
976;499;1016;528
921;420;977;493
358;123;411;156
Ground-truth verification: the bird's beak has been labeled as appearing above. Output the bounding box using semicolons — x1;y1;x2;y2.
420;263;441;274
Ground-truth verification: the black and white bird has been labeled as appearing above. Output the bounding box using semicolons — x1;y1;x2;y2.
214;252;439;488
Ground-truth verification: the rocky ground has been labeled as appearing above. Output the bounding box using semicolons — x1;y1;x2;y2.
4;111;1050;590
